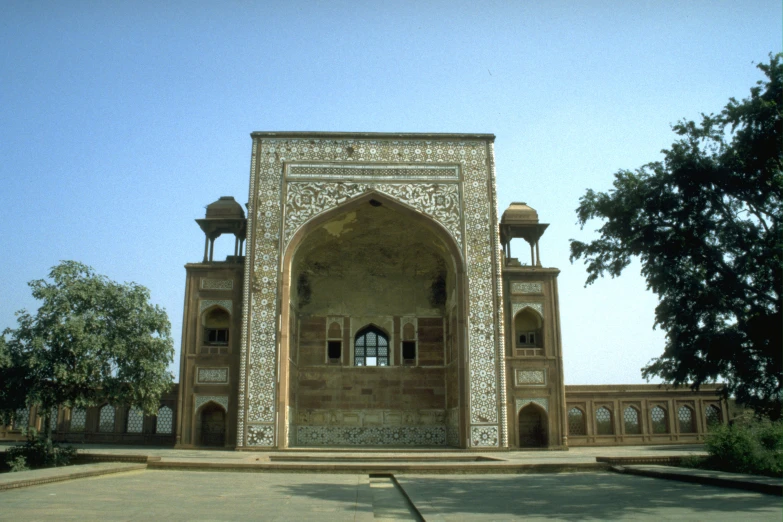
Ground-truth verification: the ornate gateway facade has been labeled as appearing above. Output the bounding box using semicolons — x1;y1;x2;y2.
0;132;729;448
170;132;727;450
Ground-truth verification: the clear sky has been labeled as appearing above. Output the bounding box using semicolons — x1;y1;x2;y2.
1;1;780;384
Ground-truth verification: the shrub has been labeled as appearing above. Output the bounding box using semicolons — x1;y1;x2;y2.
704;413;783;477
4;428;76;471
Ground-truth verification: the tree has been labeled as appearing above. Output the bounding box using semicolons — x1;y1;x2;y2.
0;261;174;441
570;54;782;419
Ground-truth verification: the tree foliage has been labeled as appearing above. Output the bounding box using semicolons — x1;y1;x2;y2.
0;261;174;438
570;54;782;419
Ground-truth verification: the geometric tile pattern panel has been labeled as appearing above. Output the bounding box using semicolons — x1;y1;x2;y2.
287;163;460;181
201;278;234;290
197;367;229;384
515;369;546;386
242;137;503;447
195;395;229;413
470;425;499;447
511;302;543;318
510;282;542;294
200;299;233;315
248;424;275;446
296;425;447;446
516;398;549;413
284;181;463;248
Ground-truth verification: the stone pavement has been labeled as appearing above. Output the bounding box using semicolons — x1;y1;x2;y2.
396;471;782;521
1;444;781;520
0;469;780;521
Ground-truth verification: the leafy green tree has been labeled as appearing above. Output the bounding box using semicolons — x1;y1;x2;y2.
570;54;782;419
0;261;174;442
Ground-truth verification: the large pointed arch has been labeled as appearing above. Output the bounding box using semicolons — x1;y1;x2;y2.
276;189;469;448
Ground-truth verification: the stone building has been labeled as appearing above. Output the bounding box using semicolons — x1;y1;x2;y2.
1;132;727;448
173;132;726;450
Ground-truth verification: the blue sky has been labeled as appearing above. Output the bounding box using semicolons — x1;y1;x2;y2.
1;1;780;384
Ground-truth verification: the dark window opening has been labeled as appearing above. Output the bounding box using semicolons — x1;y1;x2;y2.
205;328;229;345
328;341;342;362
354;326;389;366
402;341;416;363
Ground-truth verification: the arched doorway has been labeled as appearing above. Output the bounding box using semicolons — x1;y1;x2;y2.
278;191;468;448
518;404;547;447
199;403;226;447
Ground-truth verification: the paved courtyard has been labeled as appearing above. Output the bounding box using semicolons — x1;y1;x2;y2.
0;469;780;521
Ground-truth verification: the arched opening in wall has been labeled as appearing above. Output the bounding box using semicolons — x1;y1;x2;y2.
567;407;586;436
678;405;696;433
518;403;547;447
210;233;242;262
279;191;467;448
651;406;669;434
202;306;230;355
354;325;390;366
98;404;115;433
126;407;144;433
595;406;614;435
198;403;226;447
705;404;722;431
513;308;542;356
623;406;642;434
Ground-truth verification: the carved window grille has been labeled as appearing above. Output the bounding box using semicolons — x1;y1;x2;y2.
705;405;722;430
70;408;86;432
354;326;389;366
127;407;144;433
595;407;614;435
14;408;29;430
651;406;668;434
623;406;641;434
677;406;696;433
156;406;173;434
99;405;115;433
568;407;586;436
50;407;58;433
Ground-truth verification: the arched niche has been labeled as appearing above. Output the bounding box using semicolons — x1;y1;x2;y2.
202;306;231;347
513;307;543;351
518;403;548;447
277;190;468;448
197;401;227;447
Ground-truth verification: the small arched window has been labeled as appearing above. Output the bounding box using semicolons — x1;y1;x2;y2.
99;404;115;433
156;406;173;434
568;407;586;436
595;407;614;435
127;407;144;433
203;307;230;346
651;406;668;434
705;405;722;430
678;406;696;433
623;406;641;434
514;308;542;348
354;326;389;366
